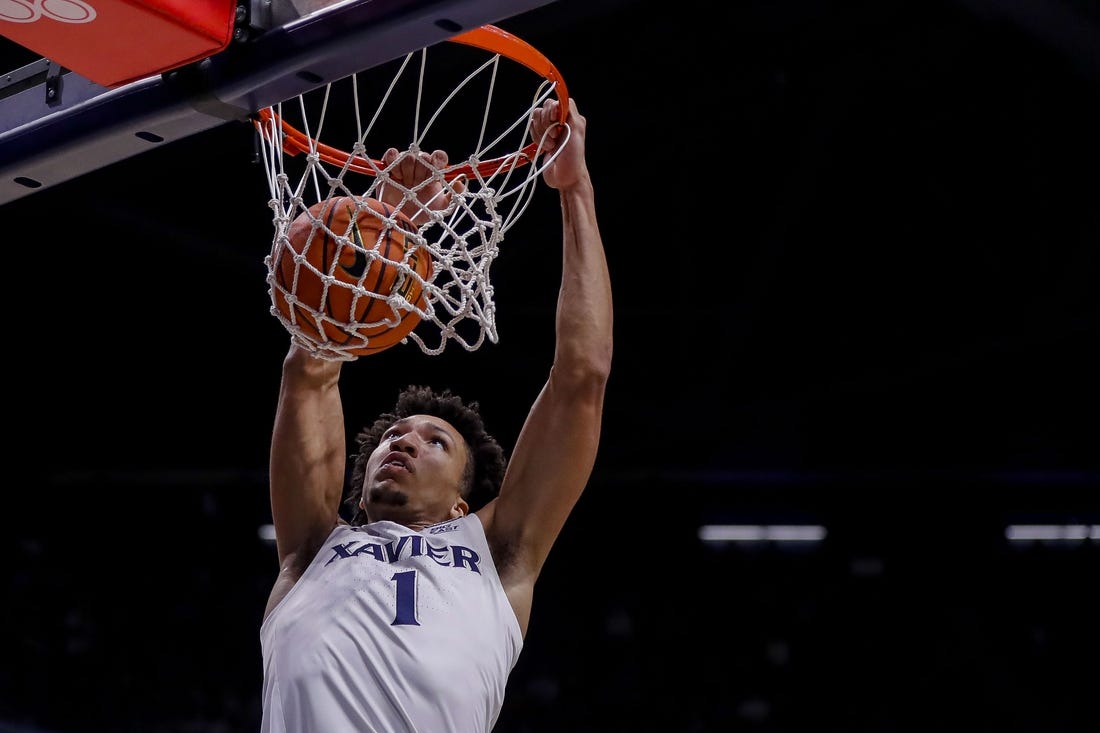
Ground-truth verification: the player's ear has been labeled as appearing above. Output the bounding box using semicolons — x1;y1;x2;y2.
450;496;469;518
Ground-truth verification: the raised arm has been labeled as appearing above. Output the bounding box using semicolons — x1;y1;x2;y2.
266;346;346;615
480;98;613;628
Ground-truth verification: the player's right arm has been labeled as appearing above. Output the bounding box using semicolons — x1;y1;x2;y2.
265;344;346;618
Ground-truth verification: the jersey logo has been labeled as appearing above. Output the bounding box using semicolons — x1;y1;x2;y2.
339;203;371;279
429;522;459;534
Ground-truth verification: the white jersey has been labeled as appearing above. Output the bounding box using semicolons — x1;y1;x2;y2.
260;514;523;733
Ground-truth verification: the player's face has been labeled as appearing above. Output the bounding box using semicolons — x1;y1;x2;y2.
361;414;470;524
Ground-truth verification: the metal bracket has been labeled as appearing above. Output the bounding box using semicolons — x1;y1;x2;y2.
45;60;63;107
246;0;304;35
1;59;48;101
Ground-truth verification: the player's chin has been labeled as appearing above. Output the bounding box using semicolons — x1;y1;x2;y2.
368;485;409;507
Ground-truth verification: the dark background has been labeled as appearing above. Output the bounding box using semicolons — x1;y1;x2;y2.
3;0;1099;731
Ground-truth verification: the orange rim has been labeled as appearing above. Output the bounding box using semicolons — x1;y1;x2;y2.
255;24;569;180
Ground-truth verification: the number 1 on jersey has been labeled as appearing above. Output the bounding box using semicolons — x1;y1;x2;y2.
390;570;420;626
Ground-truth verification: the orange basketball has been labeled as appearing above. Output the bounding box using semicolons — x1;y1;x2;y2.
272;196;433;355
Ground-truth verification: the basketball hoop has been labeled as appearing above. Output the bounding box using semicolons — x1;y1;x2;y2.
254;24;570;360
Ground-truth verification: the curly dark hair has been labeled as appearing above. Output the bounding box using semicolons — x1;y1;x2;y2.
344;385;507;525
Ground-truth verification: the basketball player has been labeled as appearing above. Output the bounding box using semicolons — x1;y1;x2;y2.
259;97;612;732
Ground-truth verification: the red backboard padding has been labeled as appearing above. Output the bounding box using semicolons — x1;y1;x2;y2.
0;1;237;87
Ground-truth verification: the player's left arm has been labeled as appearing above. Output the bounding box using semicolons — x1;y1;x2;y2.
480;99;612;626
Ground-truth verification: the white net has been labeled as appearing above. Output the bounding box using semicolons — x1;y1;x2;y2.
253;25;570;360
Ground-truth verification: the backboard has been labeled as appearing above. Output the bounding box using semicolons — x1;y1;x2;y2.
0;0;561;205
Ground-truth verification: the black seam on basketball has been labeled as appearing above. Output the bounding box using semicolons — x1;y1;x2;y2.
361;201;396;326
322;200;351;335
291;199;347;346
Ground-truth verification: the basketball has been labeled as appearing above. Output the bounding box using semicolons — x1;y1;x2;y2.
272;196;433;355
